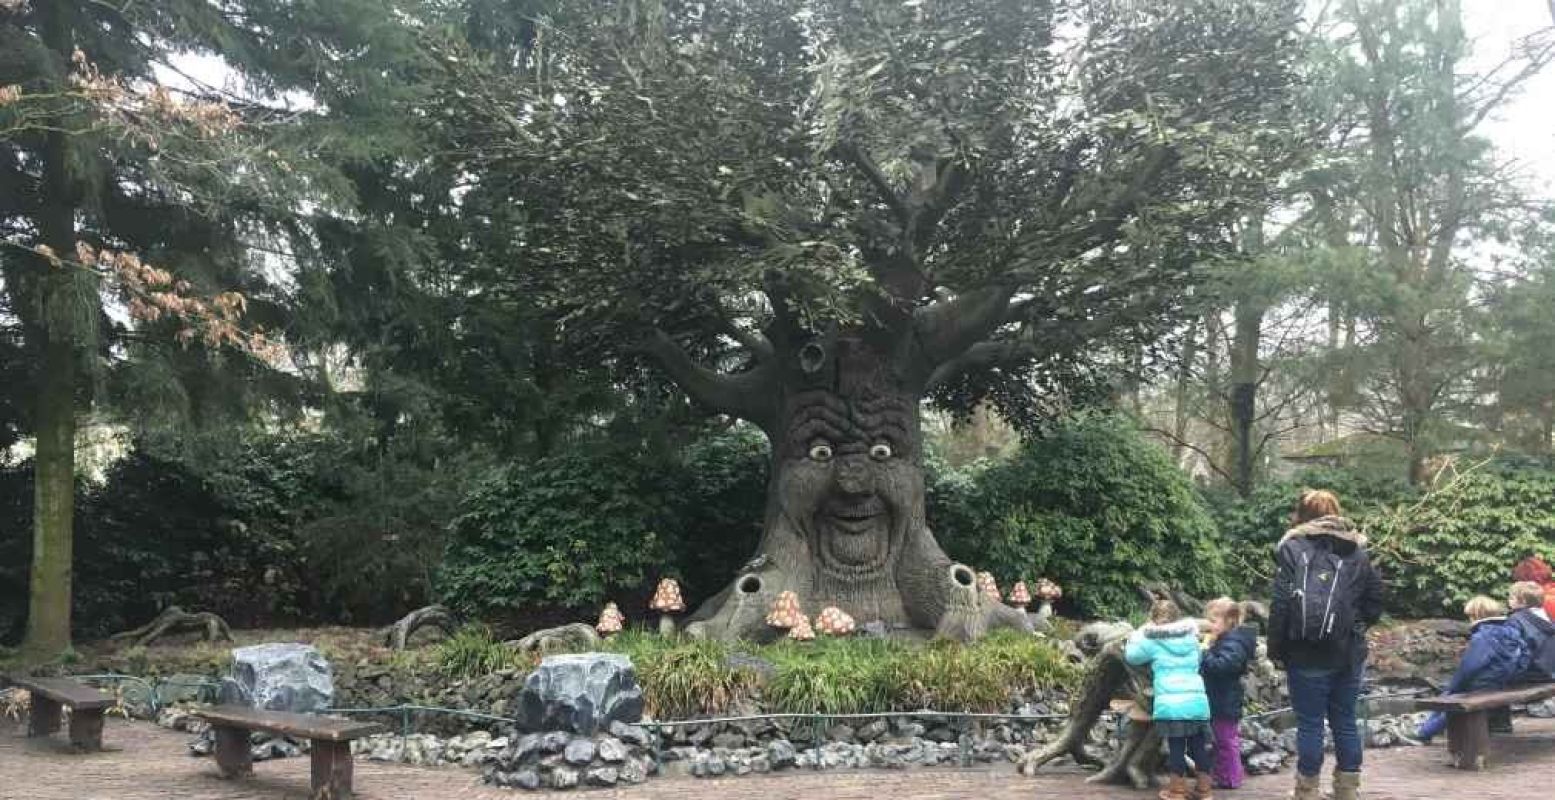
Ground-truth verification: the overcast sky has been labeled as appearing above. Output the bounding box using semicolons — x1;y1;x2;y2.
1463;0;1555;196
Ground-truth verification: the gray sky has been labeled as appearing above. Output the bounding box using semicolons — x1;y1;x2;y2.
1464;0;1555;195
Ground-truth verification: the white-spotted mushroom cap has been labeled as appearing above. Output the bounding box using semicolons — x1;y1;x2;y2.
596;602;625;635
766;590;805;629
976;571;1001;603
788;615;816;641
1009;581;1032;607
1034;578;1063;602
813;606;856;636
649;578;686;613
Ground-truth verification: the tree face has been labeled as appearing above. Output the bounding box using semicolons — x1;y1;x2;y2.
775;339;921;581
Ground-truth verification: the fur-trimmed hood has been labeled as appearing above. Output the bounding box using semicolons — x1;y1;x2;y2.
1139;618;1202;656
1278;515;1366;549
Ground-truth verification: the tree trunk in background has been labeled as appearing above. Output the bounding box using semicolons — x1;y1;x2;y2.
1229;301;1263;497
1171;318;1199;467
23;1;81;659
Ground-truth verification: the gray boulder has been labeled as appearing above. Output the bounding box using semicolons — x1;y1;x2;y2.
517;654;644;735
562;737;597;765
226;643;334;713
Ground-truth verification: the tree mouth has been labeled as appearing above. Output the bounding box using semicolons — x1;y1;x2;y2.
825;497;886;524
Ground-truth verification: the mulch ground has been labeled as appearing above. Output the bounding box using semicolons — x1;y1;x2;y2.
3;716;1553;800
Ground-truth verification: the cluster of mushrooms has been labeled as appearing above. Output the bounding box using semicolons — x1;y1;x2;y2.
766;590;855;640
595;575;1061;638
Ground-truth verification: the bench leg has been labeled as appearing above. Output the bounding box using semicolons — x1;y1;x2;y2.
310;739;354;800
28;696;62;737
213;725;254;779
1445;710;1490;771
68;709;105;751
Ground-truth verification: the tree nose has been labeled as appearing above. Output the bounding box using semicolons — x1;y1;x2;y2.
835;455;871;494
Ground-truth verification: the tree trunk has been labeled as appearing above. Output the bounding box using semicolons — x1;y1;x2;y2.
684;335;1029;642
1228;301;1263;497
1171;318;1199;467
22;1;81;660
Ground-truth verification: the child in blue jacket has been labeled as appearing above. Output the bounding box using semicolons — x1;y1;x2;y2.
1416;595;1532;742
1127;599;1214;800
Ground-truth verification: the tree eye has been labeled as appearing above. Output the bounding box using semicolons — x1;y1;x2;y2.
808;442;834;461
869;443;893;460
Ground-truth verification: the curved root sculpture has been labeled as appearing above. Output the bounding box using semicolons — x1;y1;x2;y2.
379;604;458;650
110;606;233;648
683;338;1030;643
1019;622;1161;789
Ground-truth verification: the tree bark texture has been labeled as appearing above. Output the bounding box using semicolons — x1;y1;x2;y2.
681;333;1030;642
23;0;82;660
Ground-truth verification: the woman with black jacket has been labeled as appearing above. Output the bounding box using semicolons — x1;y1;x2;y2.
1267;490;1383;800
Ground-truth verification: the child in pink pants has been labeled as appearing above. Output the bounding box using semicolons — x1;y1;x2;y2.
1201;598;1256;789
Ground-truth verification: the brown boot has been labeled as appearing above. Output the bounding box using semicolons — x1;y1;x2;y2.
1332;770;1361;800
1193;773;1215;800
1159;775;1189;800
1290;772;1322;800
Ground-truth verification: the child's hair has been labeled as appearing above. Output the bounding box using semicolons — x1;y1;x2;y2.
1149;598;1182;624
1293;489;1342;523
1510;581;1546;611
1463;595;1505;621
1205;596;1244;627
1513;556;1553;585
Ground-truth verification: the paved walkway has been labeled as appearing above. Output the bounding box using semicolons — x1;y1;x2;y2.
3;717;1553;799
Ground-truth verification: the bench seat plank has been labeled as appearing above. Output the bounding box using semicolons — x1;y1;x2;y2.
9;677;115;711
192;705;384;742
1415;684;1555;713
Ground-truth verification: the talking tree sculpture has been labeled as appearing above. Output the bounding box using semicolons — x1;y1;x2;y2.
436;1;1304;641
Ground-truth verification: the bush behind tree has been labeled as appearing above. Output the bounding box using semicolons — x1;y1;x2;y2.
930;412;1230;616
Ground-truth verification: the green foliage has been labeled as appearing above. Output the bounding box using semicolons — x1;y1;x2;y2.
437;426;769;620
599;632;1079;718
1368;465;1555;616
1205;465;1415;592
438;450;679;618
432;624;527;679
932;413;1229;616
607;632;763;719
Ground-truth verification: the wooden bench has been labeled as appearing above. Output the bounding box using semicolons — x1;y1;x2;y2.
191;704;384;800
1415;683;1555;770
5;676;115;751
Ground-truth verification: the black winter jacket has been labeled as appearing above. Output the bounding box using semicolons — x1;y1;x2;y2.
1510;607;1555;681
1201;624;1257;719
1267;516;1383;671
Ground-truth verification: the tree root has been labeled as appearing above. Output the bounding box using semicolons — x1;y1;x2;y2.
1019;619;1161;788
379;604;458;650
110;606;233;648
508;623;600;656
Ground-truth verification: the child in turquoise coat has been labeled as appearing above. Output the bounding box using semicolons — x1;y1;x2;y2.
1127;599;1214;800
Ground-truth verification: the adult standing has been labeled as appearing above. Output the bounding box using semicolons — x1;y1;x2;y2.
1267;490;1383;800
1511;556;1555;620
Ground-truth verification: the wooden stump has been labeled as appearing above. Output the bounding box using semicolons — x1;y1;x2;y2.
311;739;356;800
213;725;255;779
28;696;62;738
67;709;105;752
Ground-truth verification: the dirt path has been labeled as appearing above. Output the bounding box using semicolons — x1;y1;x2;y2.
3;717;1552;799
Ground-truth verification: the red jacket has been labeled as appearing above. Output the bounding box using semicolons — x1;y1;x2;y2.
1544;584;1555;621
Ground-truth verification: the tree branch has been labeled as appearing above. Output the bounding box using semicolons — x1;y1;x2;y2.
841;143;910;225
640;329;778;428
913;284;1019;373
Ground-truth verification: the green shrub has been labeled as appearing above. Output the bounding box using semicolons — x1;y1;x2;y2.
608;632;763;718
1205;466;1414;594
932;412;1229;616
1369;466;1555;615
438;451;679;619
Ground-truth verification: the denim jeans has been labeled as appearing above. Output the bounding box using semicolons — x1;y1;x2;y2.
1286;664;1364;776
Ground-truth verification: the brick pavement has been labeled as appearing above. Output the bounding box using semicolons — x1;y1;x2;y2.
3;717;1552;800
